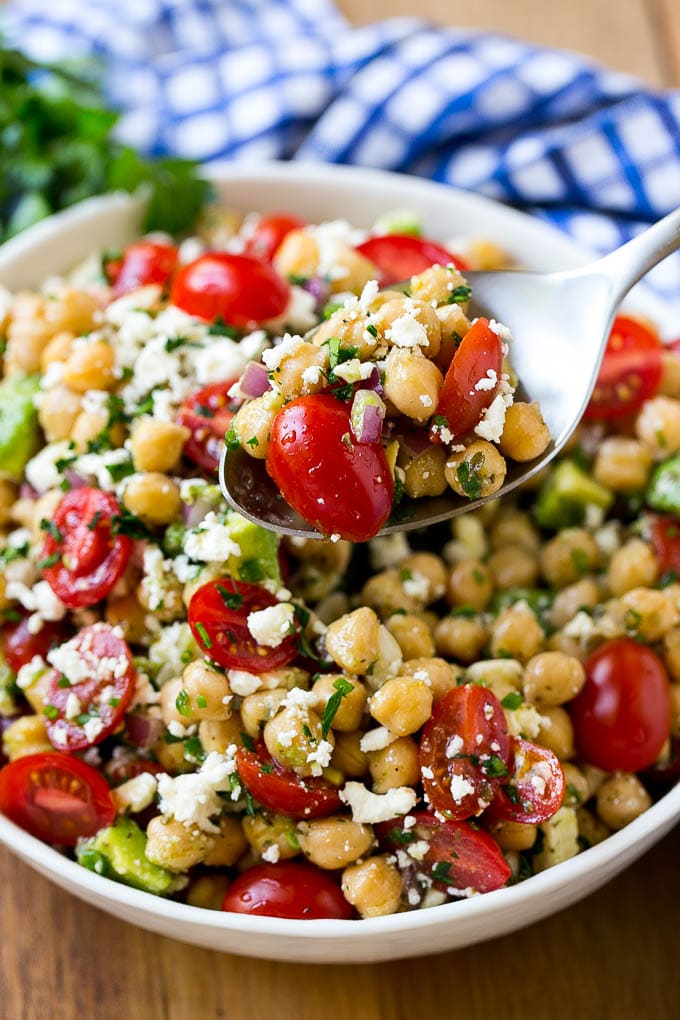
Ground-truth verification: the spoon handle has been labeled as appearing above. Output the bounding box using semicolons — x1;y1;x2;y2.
595;205;680;306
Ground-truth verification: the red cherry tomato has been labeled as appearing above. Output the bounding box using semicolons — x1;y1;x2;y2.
244;213;307;262
487;737;564;825
355;234;469;286
419;685;511;818
0;752;116;846
2;615;68;673
236;743;341;819
379;811;510;895
171;253;290;328
266;394;394;542
177;379;241;472
107;240;178;297
41;488;132;610
43;624;136;751
648;514;680;577
222;862;352;919
585;315;662;420
570;637;671;772
188;578;298;673
434;317;503;440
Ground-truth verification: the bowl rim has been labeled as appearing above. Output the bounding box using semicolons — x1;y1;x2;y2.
0;159;677;943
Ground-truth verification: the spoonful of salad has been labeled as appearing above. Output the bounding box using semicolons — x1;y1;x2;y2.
220;207;680;542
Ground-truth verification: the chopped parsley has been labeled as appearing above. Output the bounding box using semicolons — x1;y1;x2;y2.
37;552;61;569
216;584;243;610
240;731;256;753
321;677;354;739
208;318;240;339
224;427;240;451
194;622;212;648
0;542;29;566
482;755;509;779
388;827;415;845
105;459;134;483
501;691;523;711
175;689;191;716
43;704;59;720
431;861;452;882
110;510;154;541
40;519;63;543
366;323;378;338
446;285;472;305
86;511;104;531
456;452;485;500
195;694;208;710
239;559;264;583
246;436;259;448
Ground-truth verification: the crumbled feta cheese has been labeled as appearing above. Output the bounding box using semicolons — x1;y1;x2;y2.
339;782;417;823
419;393;433;407
64;692;82;721
191;337;249;385
332;359;375;384
157;749;239;832
6;580;67;626
25;441;72;493
473;368;498;392
46;642;91;684
562;611;597;641
16;655;47;691
359;726;398;753
83;717;105;744
184;512;241;563
421;766;434;780
385;314;429;349
227;670;262;697
367;626;403;690
450;774;476;803
281;286;318;332
474;392;508;443
261;843;281;863
488;318;512;341
112;772;158;814
446;734;464;758
594;522;621;558
401;571;430;601
301;364;323;387
149;622;196;686
261;333;304;372
247;603;295;648
407;839;430;862
369;533;410;570
310;220;366;280
306;738;334;776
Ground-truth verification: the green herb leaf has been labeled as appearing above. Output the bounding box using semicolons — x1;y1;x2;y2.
320;677;354;739
446;285;472;305
501;692;523;711
195;622;213;648
40;519;63;543
216;584;243;610
175;689;191;716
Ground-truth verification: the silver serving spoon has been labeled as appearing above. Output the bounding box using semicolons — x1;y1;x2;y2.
220;207;680;538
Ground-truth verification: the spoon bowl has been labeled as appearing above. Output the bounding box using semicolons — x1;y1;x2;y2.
221;207;680;538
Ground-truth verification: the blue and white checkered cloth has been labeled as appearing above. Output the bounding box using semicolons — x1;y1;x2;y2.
6;0;680;316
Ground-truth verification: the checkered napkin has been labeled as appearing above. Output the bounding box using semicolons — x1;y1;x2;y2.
6;0;680;318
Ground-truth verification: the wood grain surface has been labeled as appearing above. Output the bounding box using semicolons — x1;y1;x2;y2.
2;3;680;1018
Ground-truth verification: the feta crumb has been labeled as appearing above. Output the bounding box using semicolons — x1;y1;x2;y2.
227;669;262;697
64;692;82;721
474;392;508;443
450;774;475;803
301;364;323;387
306;738;334;776
446;734;464;758
359;726;398;753
16;655;47;691
83;717;105;744
339;782;417;823
385;314;429;349
157;748;238;832
261;843;281;864
247;603;295;648
401;570;430;601
261;333;304;372
488;318;512;341
184;512;242;563
473;368;498;392
421;766;434;780
332;359;375;384
112;772;158;814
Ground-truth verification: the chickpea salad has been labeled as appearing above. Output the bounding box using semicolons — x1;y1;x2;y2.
0;206;677;923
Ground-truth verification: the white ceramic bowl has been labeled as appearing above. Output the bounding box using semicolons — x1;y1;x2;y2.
0;162;678;963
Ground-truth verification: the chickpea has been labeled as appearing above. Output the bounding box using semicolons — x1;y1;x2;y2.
620;587;678;642
105;593;148;644
659;350;680;397
145;816;212;871
434;614;487;663
297;816;374;869
550;577;601;630
487;546;539;591
489;510;540;553
522;652;586;707
32;489;64;540
383;348;443;422
240;689;288;739
40;330;74;371
152;736;194;775
376;297;442;358
312;674;368;732
498;402;550;462
2;715;52;761
361;568;419;617
445;441;507;499
62;340;116;393
130;419;190;473
596;772;652;830
123;472;181;525
264;704;331;774
368;736;420;793
37;384;81;442
581;763;609;799
540;528;599;589
576;807;611;847
0;480;17;526
331;730;369;778
269;341;329;399
286;535;352;576
160;677;188;728
561;763;590;807
232;391;284;461
411;263;469;305
636;395;680;458
70;407;124;452
5;296;52;373
485;817;537;852
490;606;544;662
663;629;680;683
446;559;493;611
386;613;435;660
402;657;459;701
242;812;301;861
325;607;380;675
593;437;652;492
369;676;432;736
400;444;448;498
179;660;233;722
536;707;575;760
607;538;658;596
341;855;403;918
400;552;447;604
273;229;319;281
186;875;230;910
199;715;244;754
203;816;248;867
43;288;98;335
313;309;380;361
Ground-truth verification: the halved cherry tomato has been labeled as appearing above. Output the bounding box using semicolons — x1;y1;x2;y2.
266;394;394;542
585;315;662;420
43;624;136;751
2;615;68;673
171;253;290;328
355;234;469;286
236;743;341;819
419;684;511;818
222;862;352;919
107;240;178;297
379;811;510;895
0;752;116;846
434;317;503;440
188;578;298;673
570;637;671;772
244;213;307;262
41;488;132;609
486;737;564;825
648;514;680;577
177;378;241;472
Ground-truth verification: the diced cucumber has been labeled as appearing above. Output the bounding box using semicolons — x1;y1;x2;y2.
647;453;680;516
0;374;41;482
373;209;422;237
534;460;613;531
77;817;183;895
225;515;281;585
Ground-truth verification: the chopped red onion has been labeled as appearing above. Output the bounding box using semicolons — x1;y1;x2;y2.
18;483;38;500
302;276;331;311
63;469;90;489
125;713;164;750
356;365;384;396
239;360;271;399
182;496;213;529
350;389;386;444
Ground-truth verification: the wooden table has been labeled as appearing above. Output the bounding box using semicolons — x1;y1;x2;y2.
2;2;680;1017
